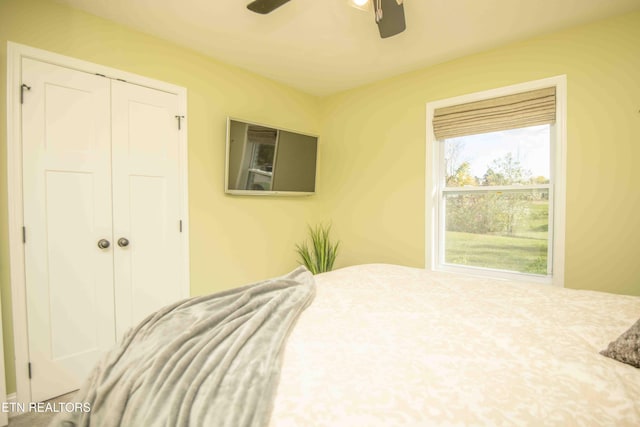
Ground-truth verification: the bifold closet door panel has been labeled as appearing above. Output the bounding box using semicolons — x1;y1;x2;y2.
21;58;117;402
110;80;183;340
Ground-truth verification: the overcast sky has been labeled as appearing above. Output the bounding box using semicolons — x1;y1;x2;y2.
445;124;551;180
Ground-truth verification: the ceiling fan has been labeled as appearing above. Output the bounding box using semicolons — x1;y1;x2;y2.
246;0;406;39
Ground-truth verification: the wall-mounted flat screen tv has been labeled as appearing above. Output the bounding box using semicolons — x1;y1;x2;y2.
225;117;318;196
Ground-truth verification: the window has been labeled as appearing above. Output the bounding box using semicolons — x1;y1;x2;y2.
247;139;276;191
426;77;566;285
245;125;277;191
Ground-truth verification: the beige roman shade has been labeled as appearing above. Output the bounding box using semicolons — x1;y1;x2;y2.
433;87;556;140
247;126;277;144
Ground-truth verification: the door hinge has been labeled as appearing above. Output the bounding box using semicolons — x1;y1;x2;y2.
179;220;183;233
22;226;26;244
28;362;32;379
175;115;185;130
20;84;31;104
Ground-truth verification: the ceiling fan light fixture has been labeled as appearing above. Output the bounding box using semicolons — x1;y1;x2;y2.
348;0;371;12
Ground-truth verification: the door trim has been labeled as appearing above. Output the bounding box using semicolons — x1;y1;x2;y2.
6;42;191;404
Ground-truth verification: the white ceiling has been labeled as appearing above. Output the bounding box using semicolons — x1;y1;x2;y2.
55;0;640;96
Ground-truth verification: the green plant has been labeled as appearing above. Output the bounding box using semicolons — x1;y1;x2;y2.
296;223;340;274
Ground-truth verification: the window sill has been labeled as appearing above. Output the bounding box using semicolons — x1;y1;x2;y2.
435;263;556;286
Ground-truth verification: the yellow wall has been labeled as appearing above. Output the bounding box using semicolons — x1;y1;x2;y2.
0;0;322;394
318;11;640;297
1;0;639;397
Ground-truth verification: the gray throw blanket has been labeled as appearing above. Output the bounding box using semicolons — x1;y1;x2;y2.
52;267;316;427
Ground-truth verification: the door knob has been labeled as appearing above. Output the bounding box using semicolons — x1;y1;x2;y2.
97;239;110;249
117;237;130;247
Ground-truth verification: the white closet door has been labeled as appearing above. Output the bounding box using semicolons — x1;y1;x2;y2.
111;81;183;339
0;301;8;426
21;58;116;402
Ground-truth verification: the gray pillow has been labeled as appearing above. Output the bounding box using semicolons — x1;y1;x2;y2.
600;318;640;368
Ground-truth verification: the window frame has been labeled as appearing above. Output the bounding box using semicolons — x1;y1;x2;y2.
425;76;567;286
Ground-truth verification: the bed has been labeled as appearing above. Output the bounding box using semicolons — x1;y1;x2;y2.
270;264;640;426
56;264;640;426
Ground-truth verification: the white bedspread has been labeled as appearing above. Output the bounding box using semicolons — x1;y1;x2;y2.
270;264;640;426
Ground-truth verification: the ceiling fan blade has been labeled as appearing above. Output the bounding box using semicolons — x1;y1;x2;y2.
247;0;291;14
374;0;406;38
